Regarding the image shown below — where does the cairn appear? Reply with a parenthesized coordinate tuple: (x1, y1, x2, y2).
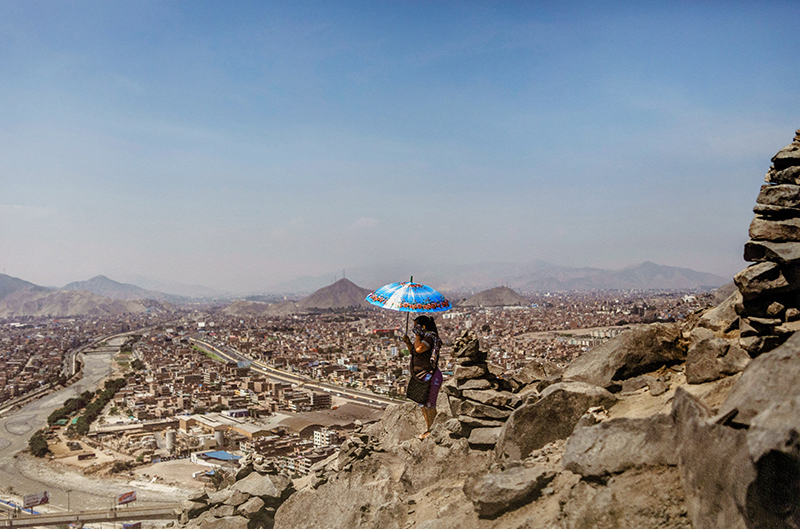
(443, 331, 525, 449)
(735, 129, 800, 356)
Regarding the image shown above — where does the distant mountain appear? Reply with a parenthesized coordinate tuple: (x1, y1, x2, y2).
(222, 278, 373, 316)
(0, 288, 150, 318)
(265, 261, 729, 295)
(62, 275, 185, 303)
(518, 262, 728, 292)
(0, 273, 49, 300)
(458, 286, 529, 307)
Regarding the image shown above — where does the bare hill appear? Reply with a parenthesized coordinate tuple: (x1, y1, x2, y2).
(0, 288, 148, 317)
(62, 275, 184, 303)
(296, 278, 372, 310)
(0, 273, 48, 300)
(458, 286, 529, 307)
(222, 299, 298, 317)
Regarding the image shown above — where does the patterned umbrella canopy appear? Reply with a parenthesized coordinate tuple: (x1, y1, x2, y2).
(365, 279, 451, 313)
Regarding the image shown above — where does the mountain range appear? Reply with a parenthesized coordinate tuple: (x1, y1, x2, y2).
(62, 275, 185, 303)
(458, 286, 529, 307)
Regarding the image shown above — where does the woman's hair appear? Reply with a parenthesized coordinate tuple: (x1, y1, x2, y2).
(414, 315, 438, 335)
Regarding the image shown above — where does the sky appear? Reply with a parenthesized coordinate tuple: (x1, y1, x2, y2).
(1, 1, 799, 294)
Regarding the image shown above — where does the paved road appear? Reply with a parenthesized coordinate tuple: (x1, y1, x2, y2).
(0, 337, 190, 512)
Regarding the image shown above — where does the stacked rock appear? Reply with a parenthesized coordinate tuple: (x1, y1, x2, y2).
(443, 331, 521, 450)
(735, 129, 800, 356)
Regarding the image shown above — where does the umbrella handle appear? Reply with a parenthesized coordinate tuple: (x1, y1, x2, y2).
(405, 275, 413, 335)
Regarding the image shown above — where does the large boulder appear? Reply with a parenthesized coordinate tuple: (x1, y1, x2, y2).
(362, 402, 428, 446)
(561, 323, 685, 390)
(230, 472, 293, 508)
(495, 381, 617, 462)
(462, 466, 555, 518)
(562, 414, 677, 477)
(698, 290, 740, 332)
(715, 331, 800, 427)
(560, 466, 691, 529)
(684, 328, 750, 384)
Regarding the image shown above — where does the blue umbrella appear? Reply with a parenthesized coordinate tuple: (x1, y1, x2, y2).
(366, 276, 451, 333)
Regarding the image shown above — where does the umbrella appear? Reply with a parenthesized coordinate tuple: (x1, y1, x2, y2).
(366, 276, 451, 333)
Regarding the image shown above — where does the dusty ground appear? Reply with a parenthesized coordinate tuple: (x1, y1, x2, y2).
(131, 459, 210, 490)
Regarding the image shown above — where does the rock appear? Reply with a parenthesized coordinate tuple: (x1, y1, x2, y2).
(181, 500, 211, 519)
(463, 465, 555, 518)
(453, 331, 481, 358)
(698, 290, 740, 332)
(224, 490, 251, 507)
(461, 389, 514, 408)
(749, 216, 800, 242)
(457, 399, 512, 420)
(734, 262, 796, 299)
(209, 504, 236, 518)
(754, 203, 800, 220)
(744, 239, 800, 263)
(771, 141, 800, 171)
(672, 389, 753, 529)
(756, 183, 800, 208)
(787, 307, 800, 321)
(455, 364, 487, 380)
(457, 379, 492, 390)
(207, 489, 234, 506)
(362, 402, 428, 446)
(716, 332, 800, 427)
(766, 164, 800, 185)
(467, 427, 503, 448)
(495, 381, 617, 462)
(561, 323, 684, 389)
(231, 472, 293, 507)
(235, 496, 265, 518)
(235, 464, 254, 482)
(197, 516, 250, 529)
(562, 414, 677, 477)
(457, 415, 505, 429)
(620, 374, 655, 393)
(561, 466, 691, 529)
(685, 329, 750, 384)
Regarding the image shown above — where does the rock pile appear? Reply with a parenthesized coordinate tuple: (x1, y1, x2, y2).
(177, 454, 294, 529)
(443, 331, 522, 449)
(736, 129, 800, 356)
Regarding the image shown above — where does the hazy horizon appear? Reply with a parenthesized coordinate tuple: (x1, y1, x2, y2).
(3, 2, 799, 292)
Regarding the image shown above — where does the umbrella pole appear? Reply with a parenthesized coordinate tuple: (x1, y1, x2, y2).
(405, 275, 413, 335)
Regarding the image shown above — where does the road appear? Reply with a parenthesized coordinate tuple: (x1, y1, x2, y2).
(0, 337, 193, 512)
(189, 338, 402, 408)
(0, 503, 181, 527)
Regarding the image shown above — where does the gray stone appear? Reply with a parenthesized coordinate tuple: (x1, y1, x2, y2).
(698, 291, 741, 332)
(457, 399, 512, 420)
(457, 414, 505, 429)
(207, 489, 234, 506)
(767, 301, 786, 317)
(744, 239, 800, 263)
(209, 504, 236, 518)
(467, 427, 502, 448)
(787, 307, 800, 321)
(463, 465, 555, 518)
(561, 467, 691, 529)
(495, 381, 617, 462)
(620, 374, 655, 393)
(231, 472, 292, 507)
(457, 378, 491, 390)
(454, 364, 487, 380)
(235, 464, 254, 482)
(734, 262, 796, 299)
(756, 183, 800, 208)
(235, 496, 265, 518)
(562, 323, 684, 389)
(766, 164, 800, 185)
(452, 331, 481, 358)
(562, 414, 677, 477)
(461, 389, 514, 408)
(685, 329, 750, 384)
(716, 331, 800, 427)
(181, 500, 211, 519)
(198, 516, 250, 529)
(671, 389, 752, 529)
(754, 203, 800, 219)
(749, 216, 800, 242)
(771, 140, 800, 171)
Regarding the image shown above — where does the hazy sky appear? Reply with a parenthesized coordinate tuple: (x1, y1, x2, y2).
(2, 1, 799, 293)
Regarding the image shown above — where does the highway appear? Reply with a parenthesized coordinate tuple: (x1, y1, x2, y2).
(188, 338, 403, 408)
(0, 503, 181, 528)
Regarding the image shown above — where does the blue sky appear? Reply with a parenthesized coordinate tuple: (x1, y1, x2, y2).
(1, 1, 799, 293)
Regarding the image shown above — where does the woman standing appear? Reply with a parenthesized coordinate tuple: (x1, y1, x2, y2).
(402, 315, 443, 440)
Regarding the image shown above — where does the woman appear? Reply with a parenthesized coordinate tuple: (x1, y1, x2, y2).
(402, 315, 443, 440)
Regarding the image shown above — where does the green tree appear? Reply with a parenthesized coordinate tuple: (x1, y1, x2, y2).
(28, 430, 50, 458)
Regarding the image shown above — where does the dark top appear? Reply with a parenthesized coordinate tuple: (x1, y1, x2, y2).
(410, 335, 434, 377)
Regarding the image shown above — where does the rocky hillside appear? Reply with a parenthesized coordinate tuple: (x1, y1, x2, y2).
(0, 288, 149, 317)
(0, 273, 48, 300)
(177, 130, 800, 529)
(223, 278, 372, 316)
(62, 275, 184, 303)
